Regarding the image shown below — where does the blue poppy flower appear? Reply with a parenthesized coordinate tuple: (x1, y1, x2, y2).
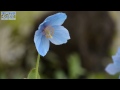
(105, 47, 120, 78)
(34, 12, 70, 56)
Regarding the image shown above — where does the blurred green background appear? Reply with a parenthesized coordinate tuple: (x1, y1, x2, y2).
(0, 11, 120, 79)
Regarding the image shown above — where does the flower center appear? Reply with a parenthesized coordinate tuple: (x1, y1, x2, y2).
(44, 26, 54, 38)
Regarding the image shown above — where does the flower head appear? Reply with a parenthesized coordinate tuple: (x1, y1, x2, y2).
(105, 47, 120, 78)
(34, 12, 70, 56)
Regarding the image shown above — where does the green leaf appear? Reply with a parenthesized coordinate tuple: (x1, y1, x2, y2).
(27, 54, 41, 79)
(68, 53, 86, 79)
(27, 68, 40, 79)
(54, 70, 68, 79)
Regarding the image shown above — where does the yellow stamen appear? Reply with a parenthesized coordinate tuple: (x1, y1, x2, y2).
(44, 26, 54, 38)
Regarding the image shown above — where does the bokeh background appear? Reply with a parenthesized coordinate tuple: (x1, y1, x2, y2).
(0, 11, 120, 79)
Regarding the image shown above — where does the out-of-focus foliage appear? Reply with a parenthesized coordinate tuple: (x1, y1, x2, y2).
(67, 53, 85, 79)
(54, 53, 85, 79)
(54, 70, 68, 79)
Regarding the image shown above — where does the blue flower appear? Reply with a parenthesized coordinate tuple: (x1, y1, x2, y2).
(34, 12, 70, 56)
(105, 47, 120, 78)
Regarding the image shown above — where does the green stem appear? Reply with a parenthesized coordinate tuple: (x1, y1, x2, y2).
(36, 53, 40, 79)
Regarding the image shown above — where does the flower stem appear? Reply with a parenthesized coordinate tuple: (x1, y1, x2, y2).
(36, 53, 40, 79)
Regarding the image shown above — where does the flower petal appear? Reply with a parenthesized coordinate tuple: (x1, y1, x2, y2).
(44, 13, 67, 26)
(38, 22, 46, 31)
(112, 56, 120, 66)
(49, 25, 70, 45)
(34, 29, 42, 48)
(115, 47, 120, 55)
(34, 30, 50, 56)
(105, 63, 120, 75)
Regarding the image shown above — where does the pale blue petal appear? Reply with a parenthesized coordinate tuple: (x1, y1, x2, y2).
(38, 22, 46, 31)
(105, 63, 120, 75)
(49, 25, 70, 45)
(34, 29, 42, 49)
(44, 13, 67, 26)
(116, 47, 120, 55)
(112, 56, 120, 66)
(34, 30, 50, 56)
(38, 36, 50, 56)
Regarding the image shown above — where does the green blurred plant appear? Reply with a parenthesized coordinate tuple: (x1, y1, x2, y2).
(54, 53, 86, 79)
